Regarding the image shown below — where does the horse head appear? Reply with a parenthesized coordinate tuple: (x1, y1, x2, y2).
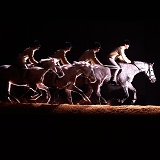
(132, 61, 156, 83)
(73, 61, 97, 83)
(146, 63, 157, 83)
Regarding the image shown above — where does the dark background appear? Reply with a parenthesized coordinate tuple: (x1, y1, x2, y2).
(0, 20, 159, 105)
(1, 21, 160, 157)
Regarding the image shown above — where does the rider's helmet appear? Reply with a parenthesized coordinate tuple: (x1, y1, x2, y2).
(31, 40, 41, 48)
(123, 39, 130, 46)
(94, 42, 101, 49)
(63, 41, 72, 49)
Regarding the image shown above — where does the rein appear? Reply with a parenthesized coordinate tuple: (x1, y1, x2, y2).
(132, 61, 154, 80)
(132, 62, 142, 71)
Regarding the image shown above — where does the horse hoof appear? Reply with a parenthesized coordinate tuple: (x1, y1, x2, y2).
(131, 100, 136, 104)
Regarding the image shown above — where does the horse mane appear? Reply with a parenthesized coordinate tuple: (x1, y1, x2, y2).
(62, 64, 72, 70)
(119, 61, 147, 67)
(39, 58, 52, 62)
(133, 61, 147, 65)
(39, 57, 59, 64)
(73, 61, 91, 67)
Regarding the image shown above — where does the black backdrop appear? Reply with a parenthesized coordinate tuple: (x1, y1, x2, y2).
(0, 20, 160, 105)
(1, 20, 160, 157)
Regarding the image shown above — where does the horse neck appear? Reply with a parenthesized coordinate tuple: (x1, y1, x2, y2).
(62, 65, 81, 79)
(39, 60, 61, 75)
(75, 67, 84, 77)
(38, 62, 50, 69)
(72, 65, 87, 77)
(133, 61, 148, 74)
(119, 62, 142, 77)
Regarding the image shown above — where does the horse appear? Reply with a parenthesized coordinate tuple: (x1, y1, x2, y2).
(43, 61, 97, 104)
(113, 61, 156, 104)
(0, 57, 65, 104)
(75, 64, 112, 105)
(75, 61, 157, 105)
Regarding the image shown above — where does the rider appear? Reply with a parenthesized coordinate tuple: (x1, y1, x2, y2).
(14, 40, 41, 84)
(78, 42, 103, 65)
(107, 39, 132, 85)
(51, 41, 72, 65)
(78, 42, 103, 86)
(16, 40, 41, 69)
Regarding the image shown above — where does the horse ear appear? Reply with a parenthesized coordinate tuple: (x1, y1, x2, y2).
(150, 62, 154, 66)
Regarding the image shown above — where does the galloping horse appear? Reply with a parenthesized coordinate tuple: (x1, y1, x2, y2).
(75, 64, 112, 105)
(112, 61, 156, 104)
(43, 61, 97, 104)
(0, 57, 64, 103)
(76, 61, 156, 105)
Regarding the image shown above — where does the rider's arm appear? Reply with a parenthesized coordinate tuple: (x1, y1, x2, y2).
(52, 50, 70, 65)
(118, 47, 131, 63)
(60, 54, 71, 65)
(90, 56, 103, 65)
(89, 51, 103, 65)
(28, 51, 39, 64)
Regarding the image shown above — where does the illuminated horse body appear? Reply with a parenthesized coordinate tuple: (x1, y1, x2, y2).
(0, 58, 64, 103)
(113, 61, 157, 104)
(75, 64, 113, 105)
(76, 61, 156, 105)
(43, 61, 97, 104)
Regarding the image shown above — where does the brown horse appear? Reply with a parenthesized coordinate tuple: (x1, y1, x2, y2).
(0, 57, 64, 103)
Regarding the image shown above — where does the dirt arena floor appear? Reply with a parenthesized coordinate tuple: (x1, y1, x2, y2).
(1, 102, 160, 115)
(0, 103, 160, 158)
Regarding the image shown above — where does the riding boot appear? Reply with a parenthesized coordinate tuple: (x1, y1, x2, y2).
(109, 69, 120, 85)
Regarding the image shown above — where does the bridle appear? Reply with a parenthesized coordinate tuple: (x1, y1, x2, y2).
(133, 62, 156, 82)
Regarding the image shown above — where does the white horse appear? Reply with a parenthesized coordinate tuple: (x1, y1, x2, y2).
(76, 61, 157, 105)
(43, 61, 97, 104)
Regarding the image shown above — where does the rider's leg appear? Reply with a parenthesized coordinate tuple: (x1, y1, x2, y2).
(111, 68, 120, 82)
(108, 58, 120, 85)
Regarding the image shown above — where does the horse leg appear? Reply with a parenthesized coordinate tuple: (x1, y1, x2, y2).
(118, 85, 130, 104)
(128, 83, 137, 104)
(8, 82, 20, 103)
(84, 84, 93, 98)
(78, 82, 107, 105)
(78, 84, 93, 104)
(36, 82, 51, 103)
(30, 88, 43, 100)
(91, 83, 108, 105)
(0, 81, 26, 103)
(18, 86, 37, 103)
(0, 82, 15, 103)
(25, 83, 42, 102)
(99, 96, 108, 105)
(66, 84, 91, 104)
(65, 89, 73, 104)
